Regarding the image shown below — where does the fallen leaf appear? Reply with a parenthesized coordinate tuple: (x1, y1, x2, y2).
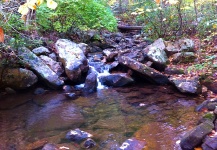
(0, 27, 4, 43)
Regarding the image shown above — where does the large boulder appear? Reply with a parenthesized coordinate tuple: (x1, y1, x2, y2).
(39, 55, 64, 76)
(169, 75, 202, 94)
(99, 73, 134, 87)
(55, 39, 89, 82)
(83, 67, 98, 94)
(180, 121, 214, 150)
(165, 41, 181, 56)
(18, 47, 64, 89)
(119, 56, 169, 84)
(0, 68, 38, 89)
(178, 38, 195, 52)
(143, 38, 168, 69)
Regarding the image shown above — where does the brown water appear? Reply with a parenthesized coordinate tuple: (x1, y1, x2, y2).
(0, 84, 203, 150)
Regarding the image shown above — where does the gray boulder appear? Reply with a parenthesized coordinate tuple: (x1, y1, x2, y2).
(99, 73, 134, 87)
(171, 52, 196, 63)
(39, 55, 64, 76)
(165, 41, 181, 56)
(143, 38, 168, 68)
(0, 68, 38, 89)
(83, 67, 98, 94)
(18, 47, 64, 89)
(178, 38, 195, 52)
(32, 46, 50, 56)
(119, 56, 169, 84)
(169, 76, 202, 94)
(180, 120, 214, 150)
(55, 39, 89, 82)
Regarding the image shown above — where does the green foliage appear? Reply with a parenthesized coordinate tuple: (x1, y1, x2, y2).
(36, 0, 117, 32)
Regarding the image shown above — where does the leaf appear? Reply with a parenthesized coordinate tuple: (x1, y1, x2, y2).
(18, 3, 29, 15)
(155, 0, 160, 4)
(0, 27, 4, 43)
(47, 0, 57, 9)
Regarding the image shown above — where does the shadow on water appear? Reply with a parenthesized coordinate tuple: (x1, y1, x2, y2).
(0, 84, 203, 150)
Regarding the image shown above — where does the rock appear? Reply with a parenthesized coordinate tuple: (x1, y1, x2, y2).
(171, 52, 196, 63)
(143, 38, 168, 69)
(165, 41, 180, 56)
(55, 39, 89, 82)
(198, 112, 215, 124)
(66, 128, 92, 143)
(164, 66, 184, 75)
(178, 38, 195, 52)
(32, 46, 50, 55)
(99, 73, 134, 87)
(62, 85, 74, 93)
(169, 76, 202, 94)
(18, 47, 64, 89)
(103, 48, 118, 61)
(5, 87, 16, 94)
(119, 56, 169, 84)
(120, 49, 145, 62)
(34, 87, 46, 95)
(207, 102, 217, 111)
(119, 138, 146, 150)
(83, 67, 98, 94)
(0, 68, 38, 90)
(196, 100, 209, 112)
(39, 55, 64, 76)
(48, 53, 57, 61)
(83, 138, 96, 149)
(202, 135, 217, 150)
(42, 143, 58, 150)
(180, 120, 214, 150)
(77, 43, 90, 56)
(64, 92, 78, 100)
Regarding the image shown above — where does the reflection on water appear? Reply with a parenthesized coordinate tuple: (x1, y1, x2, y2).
(0, 84, 203, 150)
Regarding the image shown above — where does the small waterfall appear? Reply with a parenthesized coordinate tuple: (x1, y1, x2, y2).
(89, 65, 110, 90)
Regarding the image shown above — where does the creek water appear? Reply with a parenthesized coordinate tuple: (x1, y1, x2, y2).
(0, 83, 203, 150)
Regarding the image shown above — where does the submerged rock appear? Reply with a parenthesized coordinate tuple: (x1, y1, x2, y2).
(119, 56, 169, 84)
(55, 39, 89, 82)
(119, 138, 146, 150)
(83, 138, 96, 149)
(66, 128, 92, 143)
(169, 76, 202, 94)
(99, 73, 134, 87)
(18, 47, 64, 89)
(42, 143, 58, 150)
(180, 120, 214, 150)
(0, 68, 38, 90)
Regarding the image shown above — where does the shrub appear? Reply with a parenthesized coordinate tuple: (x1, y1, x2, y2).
(36, 0, 117, 32)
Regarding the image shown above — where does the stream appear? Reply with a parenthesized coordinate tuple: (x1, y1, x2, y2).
(0, 83, 203, 150)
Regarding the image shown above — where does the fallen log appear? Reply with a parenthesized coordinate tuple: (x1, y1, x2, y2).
(117, 25, 143, 31)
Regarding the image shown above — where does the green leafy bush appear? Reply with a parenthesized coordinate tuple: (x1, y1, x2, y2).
(36, 0, 117, 32)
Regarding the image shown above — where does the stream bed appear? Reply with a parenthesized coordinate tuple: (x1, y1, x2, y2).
(0, 84, 203, 150)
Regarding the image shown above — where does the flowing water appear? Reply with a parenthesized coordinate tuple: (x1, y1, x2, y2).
(0, 84, 203, 150)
